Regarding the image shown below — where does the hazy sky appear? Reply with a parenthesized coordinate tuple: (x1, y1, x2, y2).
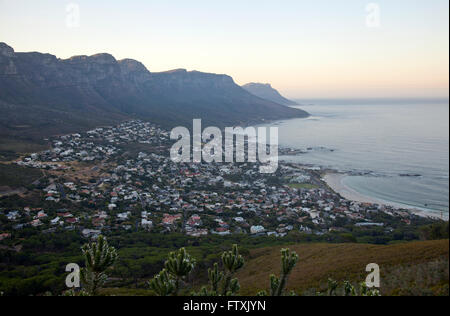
(1, 0, 448, 99)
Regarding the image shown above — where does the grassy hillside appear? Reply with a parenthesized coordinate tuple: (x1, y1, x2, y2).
(0, 137, 49, 161)
(0, 163, 43, 188)
(237, 240, 449, 296)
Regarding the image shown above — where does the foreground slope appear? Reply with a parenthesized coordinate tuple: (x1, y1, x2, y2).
(237, 240, 449, 296)
(0, 43, 309, 143)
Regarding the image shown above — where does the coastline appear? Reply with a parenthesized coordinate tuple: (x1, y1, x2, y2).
(323, 173, 386, 205)
(323, 172, 447, 220)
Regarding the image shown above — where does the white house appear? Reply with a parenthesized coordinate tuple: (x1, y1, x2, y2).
(250, 225, 266, 234)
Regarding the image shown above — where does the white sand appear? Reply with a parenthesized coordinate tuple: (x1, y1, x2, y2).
(323, 173, 385, 205)
(323, 172, 447, 220)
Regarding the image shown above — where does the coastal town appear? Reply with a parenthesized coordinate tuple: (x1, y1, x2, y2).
(0, 120, 435, 242)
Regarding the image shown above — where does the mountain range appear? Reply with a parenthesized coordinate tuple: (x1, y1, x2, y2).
(0, 43, 308, 143)
(242, 83, 298, 106)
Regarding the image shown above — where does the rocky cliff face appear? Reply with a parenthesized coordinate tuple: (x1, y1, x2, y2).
(0, 43, 17, 75)
(0, 43, 308, 140)
(242, 83, 298, 106)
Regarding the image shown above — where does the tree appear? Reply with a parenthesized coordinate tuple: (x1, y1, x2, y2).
(81, 235, 118, 295)
(420, 222, 449, 240)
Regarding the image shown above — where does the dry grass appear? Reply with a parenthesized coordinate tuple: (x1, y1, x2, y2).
(237, 240, 449, 295)
(46, 161, 113, 184)
(382, 259, 449, 296)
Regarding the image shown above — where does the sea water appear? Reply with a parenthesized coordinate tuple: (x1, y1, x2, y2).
(264, 99, 449, 218)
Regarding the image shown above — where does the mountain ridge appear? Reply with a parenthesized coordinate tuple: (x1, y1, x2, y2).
(242, 82, 298, 106)
(0, 43, 309, 143)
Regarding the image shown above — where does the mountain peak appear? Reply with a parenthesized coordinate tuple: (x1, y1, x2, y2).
(242, 82, 298, 106)
(88, 53, 117, 64)
(65, 53, 118, 65)
(118, 59, 150, 74)
(0, 42, 15, 57)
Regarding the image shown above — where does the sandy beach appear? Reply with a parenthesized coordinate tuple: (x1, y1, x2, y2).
(323, 172, 446, 220)
(323, 173, 386, 205)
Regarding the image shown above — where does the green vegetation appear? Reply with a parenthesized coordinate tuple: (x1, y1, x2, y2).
(0, 228, 448, 296)
(0, 137, 49, 159)
(193, 245, 245, 296)
(151, 248, 196, 296)
(0, 164, 42, 188)
(287, 183, 318, 190)
(109, 242, 299, 296)
(420, 221, 449, 241)
(257, 249, 299, 296)
(323, 279, 380, 296)
(0, 231, 295, 296)
(80, 236, 118, 295)
(80, 241, 379, 297)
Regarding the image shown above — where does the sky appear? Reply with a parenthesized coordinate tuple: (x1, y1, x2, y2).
(0, 0, 448, 99)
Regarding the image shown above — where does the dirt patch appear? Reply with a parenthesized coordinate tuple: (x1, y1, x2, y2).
(47, 161, 113, 184)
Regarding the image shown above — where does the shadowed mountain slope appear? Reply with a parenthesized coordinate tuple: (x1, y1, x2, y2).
(0, 43, 308, 142)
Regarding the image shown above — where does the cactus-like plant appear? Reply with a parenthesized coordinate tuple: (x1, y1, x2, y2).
(343, 280, 357, 296)
(149, 269, 176, 296)
(327, 279, 381, 296)
(327, 278, 339, 296)
(164, 247, 196, 296)
(195, 286, 216, 297)
(146, 244, 381, 298)
(269, 274, 280, 296)
(192, 245, 245, 296)
(81, 235, 118, 296)
(62, 289, 91, 297)
(269, 248, 299, 296)
(222, 244, 245, 273)
(359, 282, 381, 296)
(208, 263, 224, 294)
(227, 278, 241, 296)
(221, 244, 245, 295)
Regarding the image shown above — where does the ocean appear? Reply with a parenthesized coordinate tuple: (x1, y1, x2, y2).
(263, 99, 449, 218)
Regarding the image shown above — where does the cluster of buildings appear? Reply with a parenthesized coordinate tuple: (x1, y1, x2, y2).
(1, 120, 423, 240)
(15, 120, 169, 167)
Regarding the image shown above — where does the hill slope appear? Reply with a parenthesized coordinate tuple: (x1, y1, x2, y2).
(0, 43, 309, 143)
(242, 82, 298, 106)
(237, 240, 449, 296)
